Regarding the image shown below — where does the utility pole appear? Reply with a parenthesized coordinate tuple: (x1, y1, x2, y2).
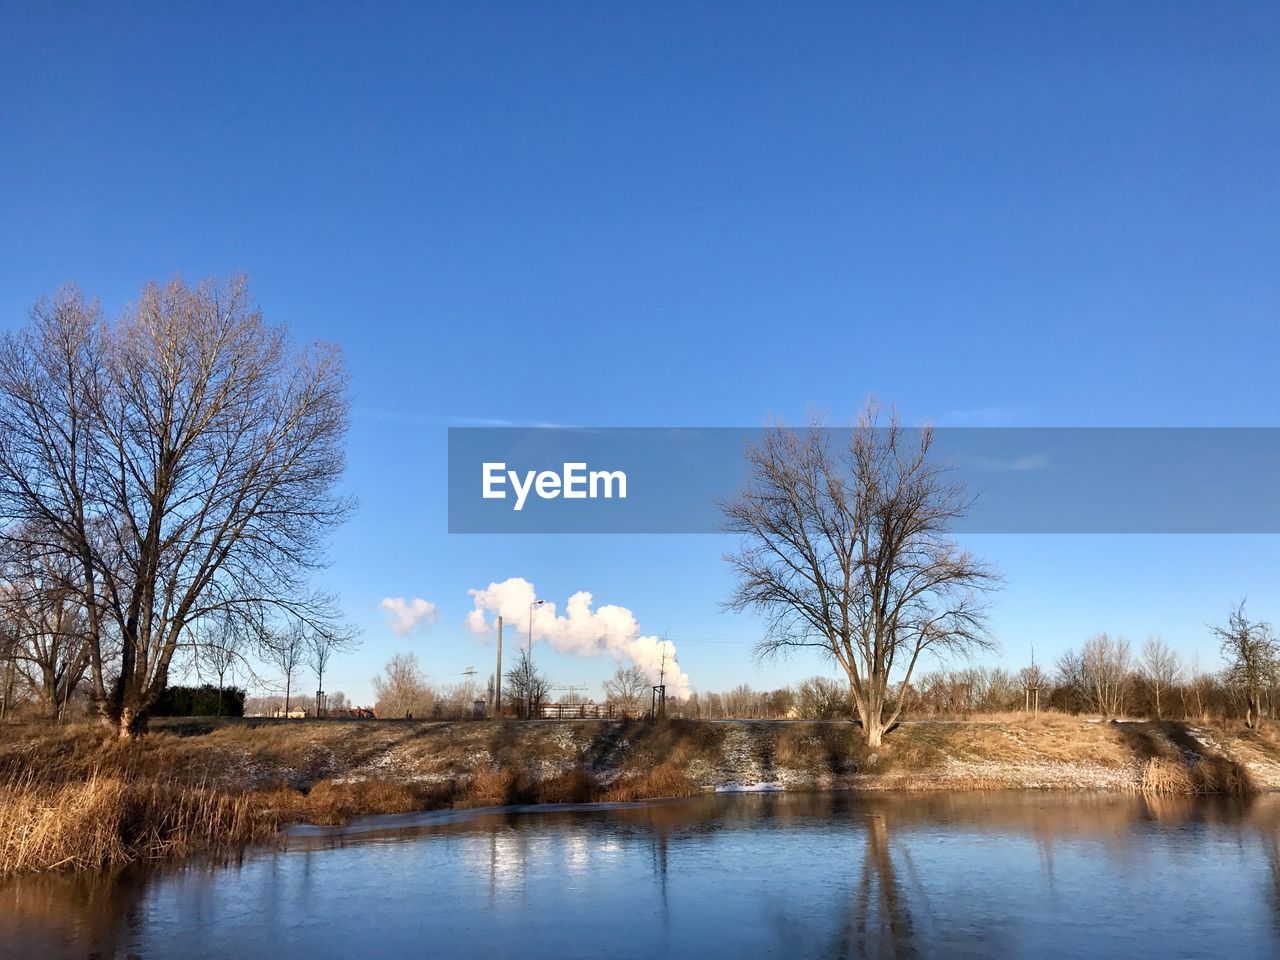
(652, 639, 670, 720)
(495, 615, 503, 718)
(527, 599, 545, 719)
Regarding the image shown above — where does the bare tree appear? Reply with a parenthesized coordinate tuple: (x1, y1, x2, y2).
(1140, 636, 1181, 720)
(503, 648, 550, 719)
(723, 404, 999, 746)
(0, 277, 354, 737)
(372, 652, 434, 718)
(1018, 663, 1048, 692)
(0, 617, 19, 720)
(1, 575, 91, 720)
(1079, 633, 1131, 717)
(603, 665, 649, 716)
(192, 614, 254, 719)
(1215, 601, 1278, 729)
(307, 628, 353, 718)
(266, 622, 309, 716)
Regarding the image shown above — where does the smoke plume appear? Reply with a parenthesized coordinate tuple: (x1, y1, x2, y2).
(466, 577, 691, 697)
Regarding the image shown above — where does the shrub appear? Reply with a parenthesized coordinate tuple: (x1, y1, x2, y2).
(152, 684, 246, 717)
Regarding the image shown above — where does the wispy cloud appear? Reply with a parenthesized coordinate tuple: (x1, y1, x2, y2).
(380, 597, 437, 636)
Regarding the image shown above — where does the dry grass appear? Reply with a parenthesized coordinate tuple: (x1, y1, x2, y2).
(602, 761, 701, 802)
(773, 725, 867, 777)
(1138, 758, 1196, 796)
(456, 765, 529, 808)
(301, 779, 443, 825)
(536, 767, 599, 804)
(1137, 755, 1255, 796)
(0, 769, 282, 877)
(0, 713, 1269, 878)
(455, 764, 605, 807)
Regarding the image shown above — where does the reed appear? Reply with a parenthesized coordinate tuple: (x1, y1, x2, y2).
(602, 761, 700, 802)
(1136, 756, 1256, 797)
(0, 715, 1268, 878)
(0, 768, 281, 878)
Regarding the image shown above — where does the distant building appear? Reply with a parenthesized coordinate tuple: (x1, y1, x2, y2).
(325, 707, 376, 718)
(273, 705, 309, 719)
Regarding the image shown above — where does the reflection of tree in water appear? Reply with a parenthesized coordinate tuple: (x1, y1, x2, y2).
(835, 813, 918, 960)
(0, 865, 150, 958)
(1262, 829, 1280, 937)
(650, 818, 670, 913)
(16, 791, 1280, 959)
(1247, 800, 1280, 938)
(809, 803, 1019, 960)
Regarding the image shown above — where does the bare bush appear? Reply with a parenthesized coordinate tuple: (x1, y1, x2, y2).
(372, 652, 435, 718)
(603, 665, 649, 716)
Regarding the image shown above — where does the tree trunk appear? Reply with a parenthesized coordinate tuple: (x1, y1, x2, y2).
(853, 691, 885, 748)
(863, 720, 884, 749)
(116, 705, 149, 739)
(97, 679, 154, 739)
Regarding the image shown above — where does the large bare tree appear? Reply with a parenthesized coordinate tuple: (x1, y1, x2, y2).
(1215, 601, 1277, 729)
(0, 276, 354, 737)
(723, 404, 999, 747)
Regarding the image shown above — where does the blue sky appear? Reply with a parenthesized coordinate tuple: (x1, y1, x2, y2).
(2, 3, 1278, 704)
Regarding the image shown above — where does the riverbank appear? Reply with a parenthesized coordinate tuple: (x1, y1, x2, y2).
(1, 715, 1272, 876)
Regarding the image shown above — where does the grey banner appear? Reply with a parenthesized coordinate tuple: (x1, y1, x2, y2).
(447, 427, 1280, 534)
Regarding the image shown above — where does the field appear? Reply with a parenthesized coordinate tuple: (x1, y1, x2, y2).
(0, 714, 1272, 877)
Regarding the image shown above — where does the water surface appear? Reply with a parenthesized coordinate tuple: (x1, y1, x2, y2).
(4, 791, 1280, 959)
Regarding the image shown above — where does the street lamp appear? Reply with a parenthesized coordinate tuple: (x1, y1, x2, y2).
(527, 599, 545, 719)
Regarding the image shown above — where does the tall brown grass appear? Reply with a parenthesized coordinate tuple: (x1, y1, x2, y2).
(1137, 757, 1255, 797)
(301, 779, 442, 825)
(602, 761, 700, 802)
(1, 714, 1270, 879)
(0, 769, 282, 877)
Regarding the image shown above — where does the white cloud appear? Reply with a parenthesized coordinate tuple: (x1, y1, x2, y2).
(466, 577, 692, 698)
(381, 597, 437, 636)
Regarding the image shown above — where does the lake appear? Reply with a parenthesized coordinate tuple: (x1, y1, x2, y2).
(3, 791, 1279, 959)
